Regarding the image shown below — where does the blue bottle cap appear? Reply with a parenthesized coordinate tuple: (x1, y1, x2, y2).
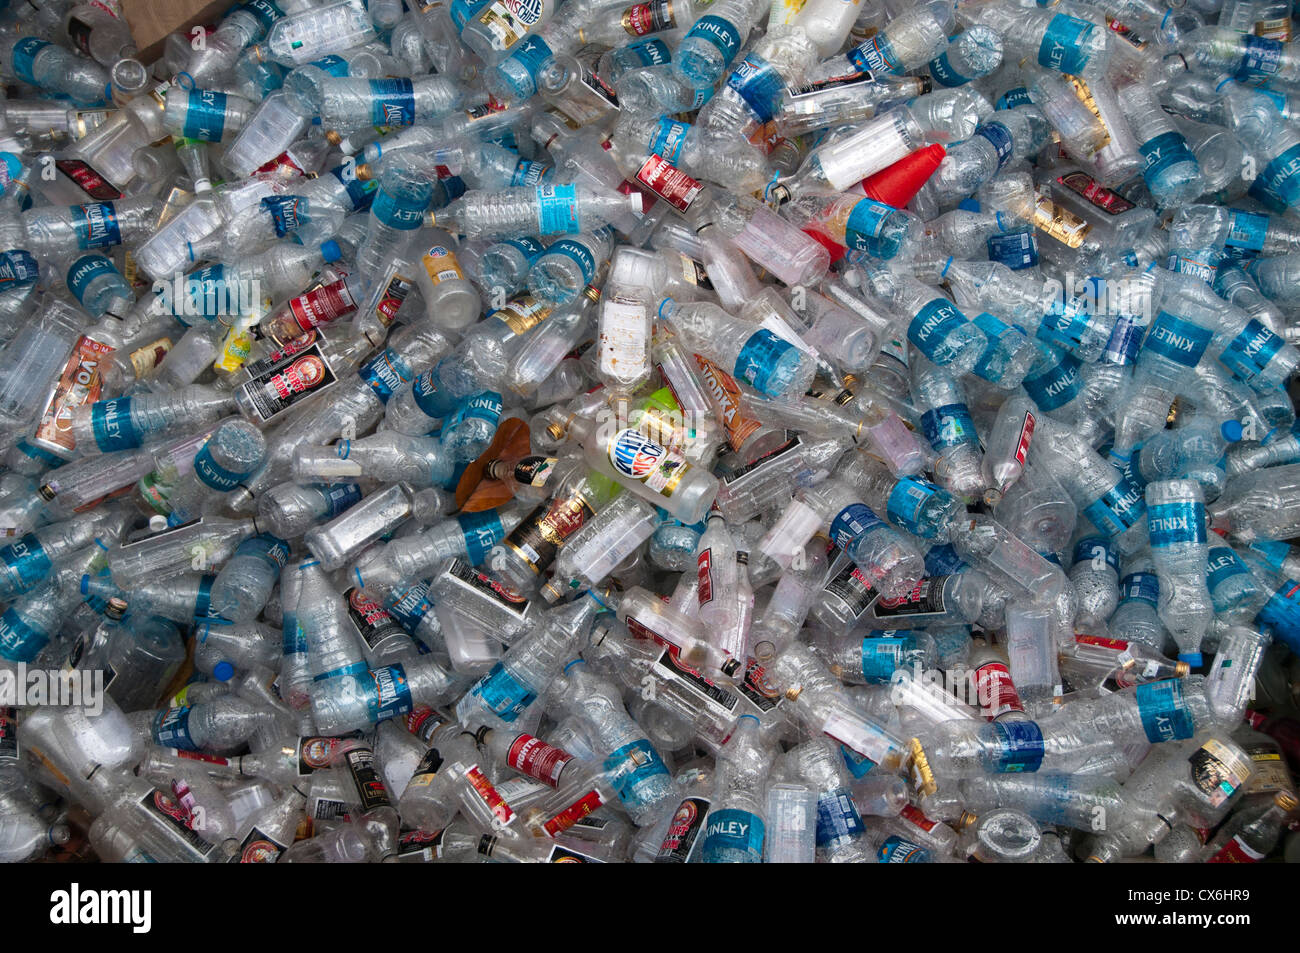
(1221, 420, 1244, 443)
(1177, 652, 1203, 668)
(321, 239, 343, 263)
(213, 661, 235, 682)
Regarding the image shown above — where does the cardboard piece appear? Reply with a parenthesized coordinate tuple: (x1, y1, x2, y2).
(120, 0, 230, 64)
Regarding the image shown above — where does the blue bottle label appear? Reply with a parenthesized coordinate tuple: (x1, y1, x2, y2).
(387, 581, 433, 632)
(499, 35, 553, 96)
(886, 477, 939, 535)
(65, 254, 117, 308)
(1038, 14, 1096, 74)
(242, 0, 285, 31)
(726, 53, 785, 123)
(357, 348, 414, 403)
(969, 310, 1015, 380)
(684, 15, 743, 65)
(309, 54, 349, 77)
(237, 533, 291, 571)
(602, 738, 670, 802)
(446, 390, 503, 433)
(908, 298, 969, 363)
(1250, 540, 1291, 571)
(879, 835, 929, 862)
(995, 86, 1032, 110)
(1135, 679, 1195, 743)
(0, 606, 47, 662)
(920, 402, 977, 450)
(815, 789, 865, 846)
(319, 482, 363, 517)
(629, 38, 671, 66)
(0, 249, 39, 288)
(1139, 130, 1196, 183)
(546, 238, 597, 284)
(829, 502, 886, 552)
(860, 635, 906, 679)
(841, 744, 876, 779)
(11, 38, 50, 86)
(1220, 319, 1284, 384)
(848, 33, 900, 73)
(924, 543, 968, 575)
(701, 807, 764, 860)
(1102, 315, 1145, 366)
(153, 707, 197, 750)
(1252, 142, 1300, 209)
(1226, 210, 1269, 252)
(1073, 536, 1118, 571)
(91, 397, 140, 451)
(987, 231, 1038, 269)
(993, 720, 1045, 772)
(844, 198, 896, 254)
(975, 122, 1014, 170)
(649, 117, 690, 164)
(330, 164, 378, 212)
(370, 185, 426, 230)
(260, 195, 307, 237)
(71, 202, 122, 249)
(536, 183, 580, 234)
(1258, 580, 1300, 648)
(369, 78, 416, 126)
(1082, 479, 1146, 536)
(1206, 546, 1251, 590)
(929, 50, 972, 87)
(1022, 350, 1082, 411)
(510, 159, 550, 187)
(1036, 298, 1092, 352)
(182, 89, 229, 141)
(368, 664, 413, 722)
(1119, 571, 1159, 607)
(411, 369, 442, 420)
(458, 507, 506, 565)
(472, 662, 537, 721)
(195, 574, 216, 621)
(1145, 311, 1213, 367)
(733, 329, 797, 395)
(193, 443, 252, 491)
(1239, 34, 1284, 78)
(1147, 500, 1207, 549)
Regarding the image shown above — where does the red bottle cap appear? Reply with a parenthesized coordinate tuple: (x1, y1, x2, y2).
(860, 143, 946, 207)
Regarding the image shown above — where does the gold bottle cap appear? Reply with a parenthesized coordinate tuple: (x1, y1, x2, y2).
(1175, 661, 1190, 677)
(324, 129, 343, 147)
(957, 809, 979, 831)
(545, 421, 566, 440)
(1277, 791, 1298, 813)
(355, 163, 374, 181)
(784, 684, 803, 701)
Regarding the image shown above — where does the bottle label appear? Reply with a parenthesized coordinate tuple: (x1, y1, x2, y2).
(546, 238, 598, 284)
(628, 37, 672, 65)
(238, 340, 338, 424)
(602, 738, 670, 803)
(649, 118, 689, 164)
(694, 355, 762, 451)
(734, 329, 797, 394)
(371, 183, 426, 230)
(0, 533, 51, 595)
(72, 202, 122, 249)
(1102, 315, 1145, 365)
(367, 664, 413, 722)
(541, 789, 605, 837)
(996, 86, 1032, 110)
(929, 50, 971, 87)
(1207, 834, 1267, 863)
(908, 299, 969, 363)
(0, 249, 39, 291)
(623, 0, 675, 35)
(1135, 679, 1195, 743)
(885, 477, 939, 536)
(1139, 131, 1195, 182)
(11, 38, 51, 87)
(844, 198, 895, 254)
(924, 543, 968, 575)
(975, 661, 1024, 720)
(504, 494, 595, 572)
(1188, 738, 1249, 807)
(1073, 536, 1118, 572)
(975, 122, 1014, 170)
(329, 164, 378, 212)
(457, 507, 507, 565)
(472, 662, 537, 721)
(231, 825, 289, 864)
(31, 332, 115, 457)
(684, 15, 742, 65)
(702, 808, 764, 860)
(536, 183, 580, 234)
(1147, 500, 1207, 549)
(848, 34, 899, 73)
(607, 428, 689, 497)
(1056, 171, 1135, 215)
(1119, 571, 1159, 607)
(815, 789, 864, 846)
(992, 721, 1045, 772)
(387, 580, 433, 633)
(446, 390, 503, 436)
(1082, 480, 1146, 536)
(1022, 350, 1081, 411)
(970, 311, 1017, 381)
(655, 796, 711, 863)
(1258, 579, 1300, 642)
(153, 706, 197, 750)
(506, 733, 574, 786)
(345, 587, 406, 650)
(872, 576, 948, 619)
(727, 53, 785, 124)
(342, 747, 392, 811)
(421, 244, 465, 287)
(828, 503, 886, 552)
(0, 606, 47, 662)
(1206, 546, 1250, 591)
(65, 254, 118, 310)
(920, 403, 976, 450)
(1220, 319, 1284, 384)
(696, 546, 714, 605)
(655, 649, 741, 717)
(635, 155, 701, 212)
(444, 558, 530, 617)
(56, 158, 122, 201)
(1239, 34, 1285, 78)
(879, 835, 928, 862)
(358, 347, 415, 403)
(499, 35, 553, 96)
(1253, 142, 1300, 209)
(191, 443, 250, 492)
(182, 89, 229, 141)
(286, 279, 358, 332)
(1038, 14, 1096, 74)
(823, 560, 876, 618)
(509, 455, 557, 488)
(860, 635, 906, 680)
(1226, 211, 1269, 252)
(1037, 296, 1093, 353)
(475, 0, 542, 51)
(138, 790, 217, 859)
(987, 231, 1038, 270)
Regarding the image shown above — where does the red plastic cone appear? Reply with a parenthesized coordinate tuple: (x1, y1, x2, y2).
(802, 228, 846, 265)
(859, 143, 946, 207)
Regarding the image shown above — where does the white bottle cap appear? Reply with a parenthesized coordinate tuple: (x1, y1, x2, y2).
(759, 498, 823, 569)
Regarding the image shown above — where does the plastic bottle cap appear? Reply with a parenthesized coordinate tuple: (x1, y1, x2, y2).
(738, 714, 759, 725)
(1221, 420, 1244, 443)
(213, 661, 235, 681)
(80, 574, 90, 595)
(656, 298, 674, 319)
(562, 658, 585, 674)
(321, 240, 343, 263)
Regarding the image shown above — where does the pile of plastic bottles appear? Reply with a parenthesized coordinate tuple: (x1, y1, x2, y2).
(4, 0, 1300, 865)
